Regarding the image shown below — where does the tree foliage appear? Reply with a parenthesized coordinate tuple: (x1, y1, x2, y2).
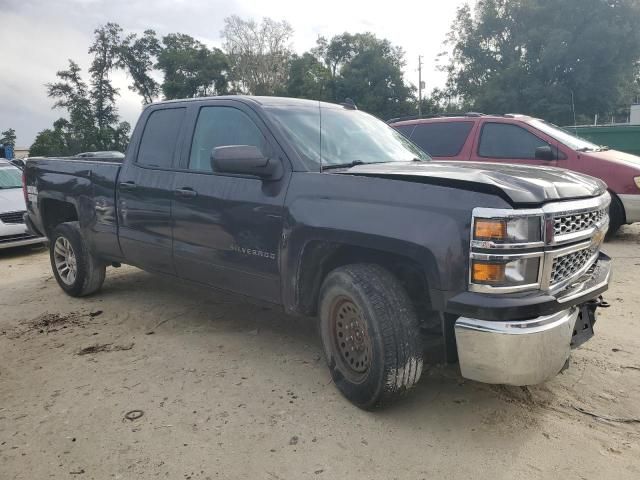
(88, 23, 124, 149)
(288, 33, 415, 119)
(157, 33, 229, 99)
(222, 16, 293, 95)
(445, 0, 640, 124)
(37, 26, 131, 157)
(118, 29, 162, 104)
(1, 128, 16, 147)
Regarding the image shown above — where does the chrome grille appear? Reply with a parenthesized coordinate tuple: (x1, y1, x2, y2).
(0, 211, 25, 224)
(550, 246, 597, 285)
(553, 208, 606, 237)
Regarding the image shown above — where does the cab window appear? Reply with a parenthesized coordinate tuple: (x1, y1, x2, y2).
(408, 122, 473, 157)
(479, 123, 549, 159)
(136, 107, 186, 168)
(189, 106, 267, 172)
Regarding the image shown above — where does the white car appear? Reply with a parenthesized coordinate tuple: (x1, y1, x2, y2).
(0, 159, 47, 249)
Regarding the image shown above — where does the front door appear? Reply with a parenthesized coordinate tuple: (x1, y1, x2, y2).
(171, 101, 289, 303)
(470, 121, 559, 167)
(117, 106, 187, 274)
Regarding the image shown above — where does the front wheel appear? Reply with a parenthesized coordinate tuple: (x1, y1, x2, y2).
(50, 222, 106, 297)
(606, 193, 625, 239)
(318, 264, 424, 409)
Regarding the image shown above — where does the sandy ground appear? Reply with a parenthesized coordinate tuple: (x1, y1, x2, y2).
(1, 228, 639, 480)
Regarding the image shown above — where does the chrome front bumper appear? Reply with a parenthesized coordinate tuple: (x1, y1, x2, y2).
(454, 308, 578, 385)
(619, 194, 640, 223)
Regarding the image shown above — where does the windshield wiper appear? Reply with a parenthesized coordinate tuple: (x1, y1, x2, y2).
(321, 160, 367, 171)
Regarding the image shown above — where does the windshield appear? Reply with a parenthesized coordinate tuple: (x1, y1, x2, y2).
(0, 166, 22, 189)
(529, 119, 603, 151)
(266, 104, 430, 170)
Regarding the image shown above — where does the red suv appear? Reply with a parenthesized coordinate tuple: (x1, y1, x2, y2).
(389, 114, 640, 235)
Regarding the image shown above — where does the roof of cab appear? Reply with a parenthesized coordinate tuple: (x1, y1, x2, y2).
(388, 113, 534, 126)
(147, 95, 346, 110)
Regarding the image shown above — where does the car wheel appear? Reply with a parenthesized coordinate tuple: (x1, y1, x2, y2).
(318, 264, 424, 409)
(606, 193, 625, 239)
(50, 222, 106, 297)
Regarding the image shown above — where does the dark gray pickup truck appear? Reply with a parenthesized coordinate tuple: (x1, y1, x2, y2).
(23, 96, 611, 409)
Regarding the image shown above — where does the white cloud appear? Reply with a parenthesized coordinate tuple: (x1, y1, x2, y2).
(0, 0, 473, 147)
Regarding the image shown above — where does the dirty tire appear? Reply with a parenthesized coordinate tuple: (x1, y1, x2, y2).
(319, 264, 423, 410)
(50, 222, 106, 297)
(606, 193, 625, 239)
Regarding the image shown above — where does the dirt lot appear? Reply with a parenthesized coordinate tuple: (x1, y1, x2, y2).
(1, 228, 640, 480)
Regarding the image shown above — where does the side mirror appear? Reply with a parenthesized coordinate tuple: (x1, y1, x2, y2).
(210, 145, 281, 179)
(10, 158, 25, 169)
(534, 146, 556, 161)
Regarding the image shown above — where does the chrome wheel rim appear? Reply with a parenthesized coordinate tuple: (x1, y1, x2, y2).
(329, 296, 372, 382)
(54, 237, 77, 286)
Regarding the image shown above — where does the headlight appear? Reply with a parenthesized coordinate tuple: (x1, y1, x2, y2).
(471, 257, 541, 287)
(634, 176, 640, 190)
(473, 216, 542, 245)
(470, 210, 544, 293)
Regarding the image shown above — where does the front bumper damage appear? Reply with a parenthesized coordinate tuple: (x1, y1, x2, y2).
(453, 254, 610, 386)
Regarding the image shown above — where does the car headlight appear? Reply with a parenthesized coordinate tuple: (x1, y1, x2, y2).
(473, 216, 542, 245)
(471, 256, 541, 287)
(470, 211, 544, 293)
(634, 176, 640, 190)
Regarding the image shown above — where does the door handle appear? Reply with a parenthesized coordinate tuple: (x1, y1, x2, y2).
(174, 187, 198, 198)
(119, 181, 137, 190)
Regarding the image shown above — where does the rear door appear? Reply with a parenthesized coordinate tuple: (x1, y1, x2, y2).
(469, 121, 560, 167)
(117, 105, 187, 274)
(170, 100, 289, 303)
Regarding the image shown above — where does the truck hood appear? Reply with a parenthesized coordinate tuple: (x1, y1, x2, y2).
(0, 187, 26, 214)
(339, 161, 606, 206)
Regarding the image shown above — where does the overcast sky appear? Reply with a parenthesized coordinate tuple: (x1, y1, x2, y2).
(1, 0, 473, 148)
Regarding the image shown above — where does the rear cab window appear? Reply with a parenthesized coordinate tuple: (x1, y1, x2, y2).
(136, 107, 187, 168)
(404, 121, 473, 157)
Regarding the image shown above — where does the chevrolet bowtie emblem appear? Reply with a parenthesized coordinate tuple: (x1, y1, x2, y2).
(591, 224, 606, 247)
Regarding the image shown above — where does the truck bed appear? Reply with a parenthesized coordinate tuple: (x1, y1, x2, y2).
(24, 156, 123, 260)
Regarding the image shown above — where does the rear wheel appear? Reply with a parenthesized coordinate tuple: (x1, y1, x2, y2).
(319, 264, 424, 409)
(50, 222, 106, 297)
(607, 193, 625, 238)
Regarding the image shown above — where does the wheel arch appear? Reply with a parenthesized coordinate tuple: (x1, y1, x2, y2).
(286, 236, 438, 319)
(40, 197, 79, 237)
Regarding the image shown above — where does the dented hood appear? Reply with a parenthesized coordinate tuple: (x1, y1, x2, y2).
(339, 161, 606, 206)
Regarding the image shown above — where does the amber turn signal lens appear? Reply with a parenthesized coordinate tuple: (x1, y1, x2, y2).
(472, 261, 506, 283)
(474, 219, 507, 240)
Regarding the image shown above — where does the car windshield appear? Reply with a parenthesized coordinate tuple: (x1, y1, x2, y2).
(266, 104, 430, 170)
(529, 119, 603, 152)
(0, 166, 22, 189)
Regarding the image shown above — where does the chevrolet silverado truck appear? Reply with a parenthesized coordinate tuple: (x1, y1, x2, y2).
(23, 96, 611, 409)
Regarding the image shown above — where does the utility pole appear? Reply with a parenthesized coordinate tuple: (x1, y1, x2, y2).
(418, 55, 423, 117)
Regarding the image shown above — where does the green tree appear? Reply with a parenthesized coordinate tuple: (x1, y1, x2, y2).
(284, 53, 331, 100)
(445, 0, 640, 124)
(157, 33, 229, 99)
(118, 29, 161, 104)
(29, 119, 74, 157)
(1, 128, 16, 146)
(40, 26, 131, 158)
(89, 23, 123, 149)
(47, 60, 97, 151)
(312, 33, 414, 119)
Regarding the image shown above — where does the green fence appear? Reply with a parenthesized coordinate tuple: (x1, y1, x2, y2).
(567, 124, 640, 156)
